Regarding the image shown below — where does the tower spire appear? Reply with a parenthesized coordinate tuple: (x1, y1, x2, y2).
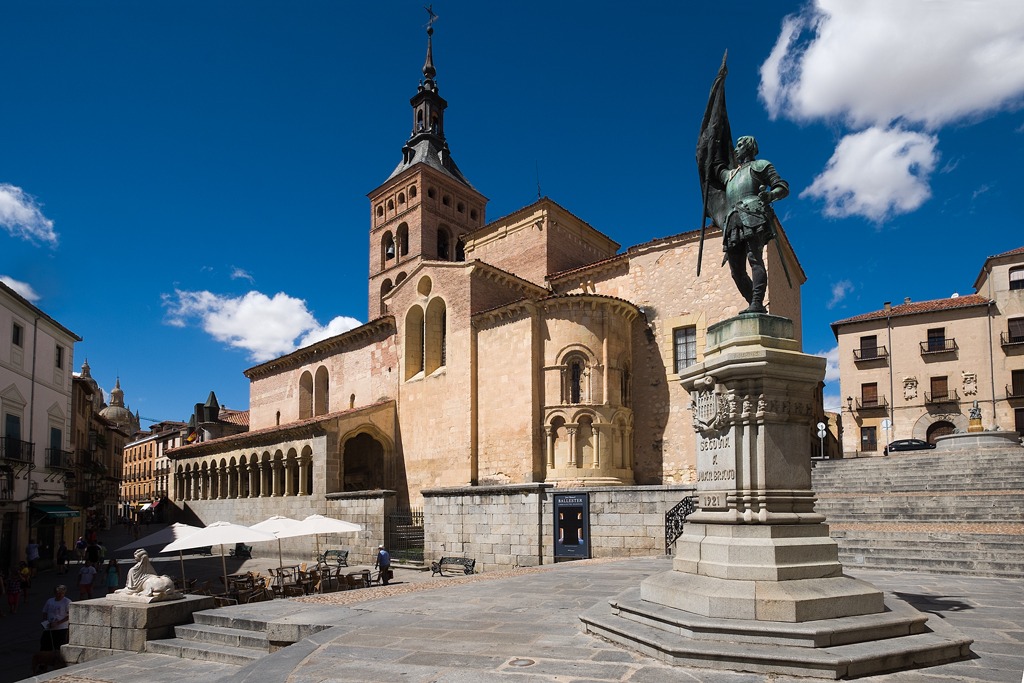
(422, 7, 437, 85)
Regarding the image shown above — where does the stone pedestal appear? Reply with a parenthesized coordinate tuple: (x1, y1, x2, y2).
(61, 593, 214, 664)
(581, 315, 971, 679)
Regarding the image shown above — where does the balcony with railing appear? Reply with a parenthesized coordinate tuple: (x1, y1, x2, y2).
(46, 448, 75, 470)
(1001, 331, 1024, 348)
(853, 346, 889, 362)
(920, 338, 958, 355)
(1008, 384, 1024, 400)
(855, 395, 889, 410)
(925, 388, 961, 403)
(1, 437, 34, 464)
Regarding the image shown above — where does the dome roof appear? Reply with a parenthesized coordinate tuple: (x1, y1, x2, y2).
(99, 377, 140, 435)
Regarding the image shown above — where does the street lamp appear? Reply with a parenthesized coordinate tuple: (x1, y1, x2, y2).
(846, 396, 853, 412)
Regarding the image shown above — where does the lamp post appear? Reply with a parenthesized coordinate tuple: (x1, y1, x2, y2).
(846, 396, 856, 457)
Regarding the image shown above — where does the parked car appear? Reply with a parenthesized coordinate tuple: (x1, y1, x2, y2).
(883, 438, 936, 455)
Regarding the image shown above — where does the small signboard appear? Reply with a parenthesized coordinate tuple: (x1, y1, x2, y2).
(553, 493, 590, 560)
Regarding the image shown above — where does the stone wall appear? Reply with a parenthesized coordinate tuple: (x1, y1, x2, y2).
(180, 490, 390, 567)
(422, 484, 694, 571)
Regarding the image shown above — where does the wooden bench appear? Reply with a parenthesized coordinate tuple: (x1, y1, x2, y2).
(319, 549, 349, 567)
(431, 556, 476, 576)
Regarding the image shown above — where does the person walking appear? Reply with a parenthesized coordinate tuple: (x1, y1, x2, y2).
(25, 539, 40, 571)
(74, 536, 87, 564)
(56, 540, 68, 575)
(104, 559, 119, 596)
(6, 567, 22, 614)
(40, 585, 72, 651)
(78, 561, 97, 600)
(374, 544, 392, 586)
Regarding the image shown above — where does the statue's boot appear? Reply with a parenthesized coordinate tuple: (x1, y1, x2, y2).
(742, 298, 767, 314)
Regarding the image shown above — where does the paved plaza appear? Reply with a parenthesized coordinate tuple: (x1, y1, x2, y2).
(5, 523, 1022, 683)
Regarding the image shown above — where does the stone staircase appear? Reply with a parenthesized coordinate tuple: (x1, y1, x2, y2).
(811, 448, 1024, 578)
(145, 610, 271, 666)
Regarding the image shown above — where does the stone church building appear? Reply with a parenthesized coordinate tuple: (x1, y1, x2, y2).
(168, 30, 809, 568)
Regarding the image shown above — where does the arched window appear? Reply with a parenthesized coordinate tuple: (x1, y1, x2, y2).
(395, 271, 408, 286)
(405, 305, 425, 379)
(314, 366, 329, 416)
(437, 229, 450, 260)
(396, 223, 409, 257)
(376, 205, 384, 218)
(382, 231, 395, 265)
(562, 353, 590, 404)
(298, 371, 313, 419)
(409, 185, 417, 198)
(380, 279, 394, 313)
(398, 192, 406, 205)
(425, 298, 447, 374)
(387, 199, 394, 211)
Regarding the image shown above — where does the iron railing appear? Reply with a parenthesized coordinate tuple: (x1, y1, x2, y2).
(46, 448, 75, 470)
(1001, 331, 1024, 347)
(920, 338, 958, 354)
(1007, 384, 1024, 400)
(853, 346, 889, 361)
(386, 507, 424, 564)
(665, 494, 697, 553)
(1, 437, 33, 463)
(855, 395, 889, 410)
(925, 389, 960, 403)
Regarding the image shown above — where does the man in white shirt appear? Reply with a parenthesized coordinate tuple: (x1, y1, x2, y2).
(41, 585, 72, 651)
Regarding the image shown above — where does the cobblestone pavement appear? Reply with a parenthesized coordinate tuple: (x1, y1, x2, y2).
(13, 547, 1024, 683)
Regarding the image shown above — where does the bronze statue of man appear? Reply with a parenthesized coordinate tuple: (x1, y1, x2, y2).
(715, 135, 788, 314)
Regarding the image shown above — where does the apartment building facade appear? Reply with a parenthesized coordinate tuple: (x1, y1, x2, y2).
(832, 246, 1024, 456)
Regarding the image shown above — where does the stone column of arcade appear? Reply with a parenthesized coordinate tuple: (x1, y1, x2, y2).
(581, 314, 972, 680)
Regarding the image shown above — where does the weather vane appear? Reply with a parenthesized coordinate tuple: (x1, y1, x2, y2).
(425, 5, 438, 31)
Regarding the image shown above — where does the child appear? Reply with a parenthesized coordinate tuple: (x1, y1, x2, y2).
(18, 561, 31, 600)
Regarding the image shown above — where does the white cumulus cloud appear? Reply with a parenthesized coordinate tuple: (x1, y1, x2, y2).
(818, 346, 841, 385)
(827, 279, 853, 309)
(162, 289, 361, 362)
(761, 0, 1024, 221)
(0, 183, 58, 245)
(0, 276, 41, 302)
(802, 127, 938, 221)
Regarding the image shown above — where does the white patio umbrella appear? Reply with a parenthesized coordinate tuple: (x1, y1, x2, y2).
(117, 522, 203, 583)
(300, 514, 362, 558)
(249, 515, 306, 569)
(163, 521, 278, 590)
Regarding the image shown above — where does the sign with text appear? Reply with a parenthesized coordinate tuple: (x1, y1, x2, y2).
(553, 493, 590, 560)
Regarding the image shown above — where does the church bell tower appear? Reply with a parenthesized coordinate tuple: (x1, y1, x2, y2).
(366, 16, 487, 320)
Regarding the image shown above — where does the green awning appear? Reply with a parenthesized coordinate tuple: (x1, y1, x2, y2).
(31, 504, 80, 519)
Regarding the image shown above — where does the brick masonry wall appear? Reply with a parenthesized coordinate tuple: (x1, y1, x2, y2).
(422, 484, 694, 571)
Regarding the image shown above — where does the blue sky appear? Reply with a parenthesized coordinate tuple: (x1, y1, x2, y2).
(2, 1, 1023, 425)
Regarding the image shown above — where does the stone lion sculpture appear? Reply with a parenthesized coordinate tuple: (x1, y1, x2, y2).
(113, 548, 181, 600)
